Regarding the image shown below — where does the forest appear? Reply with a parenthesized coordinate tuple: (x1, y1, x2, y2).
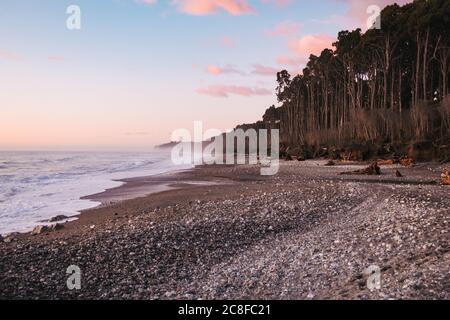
(249, 0, 450, 161)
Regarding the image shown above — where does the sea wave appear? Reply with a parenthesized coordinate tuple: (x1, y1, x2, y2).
(0, 151, 189, 235)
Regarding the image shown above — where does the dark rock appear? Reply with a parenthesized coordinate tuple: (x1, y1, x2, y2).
(3, 236, 15, 243)
(395, 170, 403, 178)
(31, 225, 50, 235)
(50, 224, 64, 231)
(49, 215, 69, 223)
(3, 232, 20, 243)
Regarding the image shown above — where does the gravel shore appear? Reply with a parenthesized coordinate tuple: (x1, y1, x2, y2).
(0, 161, 449, 299)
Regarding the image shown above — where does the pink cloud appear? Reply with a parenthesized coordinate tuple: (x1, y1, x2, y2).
(275, 34, 334, 68)
(0, 50, 20, 62)
(276, 55, 302, 66)
(276, 1, 412, 68)
(251, 64, 279, 76)
(206, 65, 223, 75)
(174, 0, 255, 15)
(205, 64, 244, 75)
(288, 34, 335, 63)
(197, 85, 272, 97)
(48, 55, 65, 62)
(266, 21, 301, 37)
(289, 68, 303, 76)
(221, 36, 237, 48)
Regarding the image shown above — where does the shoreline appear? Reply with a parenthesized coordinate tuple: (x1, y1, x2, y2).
(1, 160, 449, 299)
(82, 168, 229, 206)
(0, 151, 193, 237)
(2, 166, 235, 241)
(1, 159, 446, 243)
(1, 159, 446, 242)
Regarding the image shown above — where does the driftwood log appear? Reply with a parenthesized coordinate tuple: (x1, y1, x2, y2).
(377, 159, 394, 166)
(399, 158, 414, 167)
(340, 162, 381, 176)
(442, 169, 450, 185)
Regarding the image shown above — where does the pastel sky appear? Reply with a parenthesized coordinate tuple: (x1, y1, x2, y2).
(0, 0, 410, 150)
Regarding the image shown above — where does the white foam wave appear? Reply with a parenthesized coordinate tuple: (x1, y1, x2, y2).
(0, 151, 190, 235)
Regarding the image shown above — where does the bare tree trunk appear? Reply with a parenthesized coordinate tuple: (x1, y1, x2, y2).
(423, 28, 430, 101)
(391, 68, 395, 110)
(438, 47, 449, 97)
(415, 32, 422, 105)
(398, 67, 402, 113)
(384, 45, 389, 109)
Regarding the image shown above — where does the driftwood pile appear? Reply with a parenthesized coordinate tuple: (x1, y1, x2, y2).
(377, 159, 394, 166)
(442, 169, 450, 185)
(399, 157, 414, 167)
(377, 158, 414, 167)
(340, 162, 381, 176)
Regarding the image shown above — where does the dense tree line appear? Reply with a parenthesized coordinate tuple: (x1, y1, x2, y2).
(271, 0, 449, 154)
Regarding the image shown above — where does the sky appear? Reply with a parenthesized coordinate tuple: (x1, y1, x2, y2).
(0, 0, 410, 150)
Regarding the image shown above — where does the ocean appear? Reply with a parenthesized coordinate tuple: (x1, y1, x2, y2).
(0, 151, 190, 235)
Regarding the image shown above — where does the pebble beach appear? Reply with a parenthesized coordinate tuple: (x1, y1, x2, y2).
(0, 160, 449, 299)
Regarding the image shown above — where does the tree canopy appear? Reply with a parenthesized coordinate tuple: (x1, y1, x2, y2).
(269, 0, 449, 151)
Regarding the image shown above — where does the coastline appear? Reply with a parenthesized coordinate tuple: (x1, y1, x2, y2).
(82, 168, 229, 206)
(0, 160, 449, 299)
(2, 166, 235, 241)
(0, 151, 189, 236)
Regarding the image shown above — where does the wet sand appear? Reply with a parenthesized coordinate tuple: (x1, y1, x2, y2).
(83, 169, 230, 205)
